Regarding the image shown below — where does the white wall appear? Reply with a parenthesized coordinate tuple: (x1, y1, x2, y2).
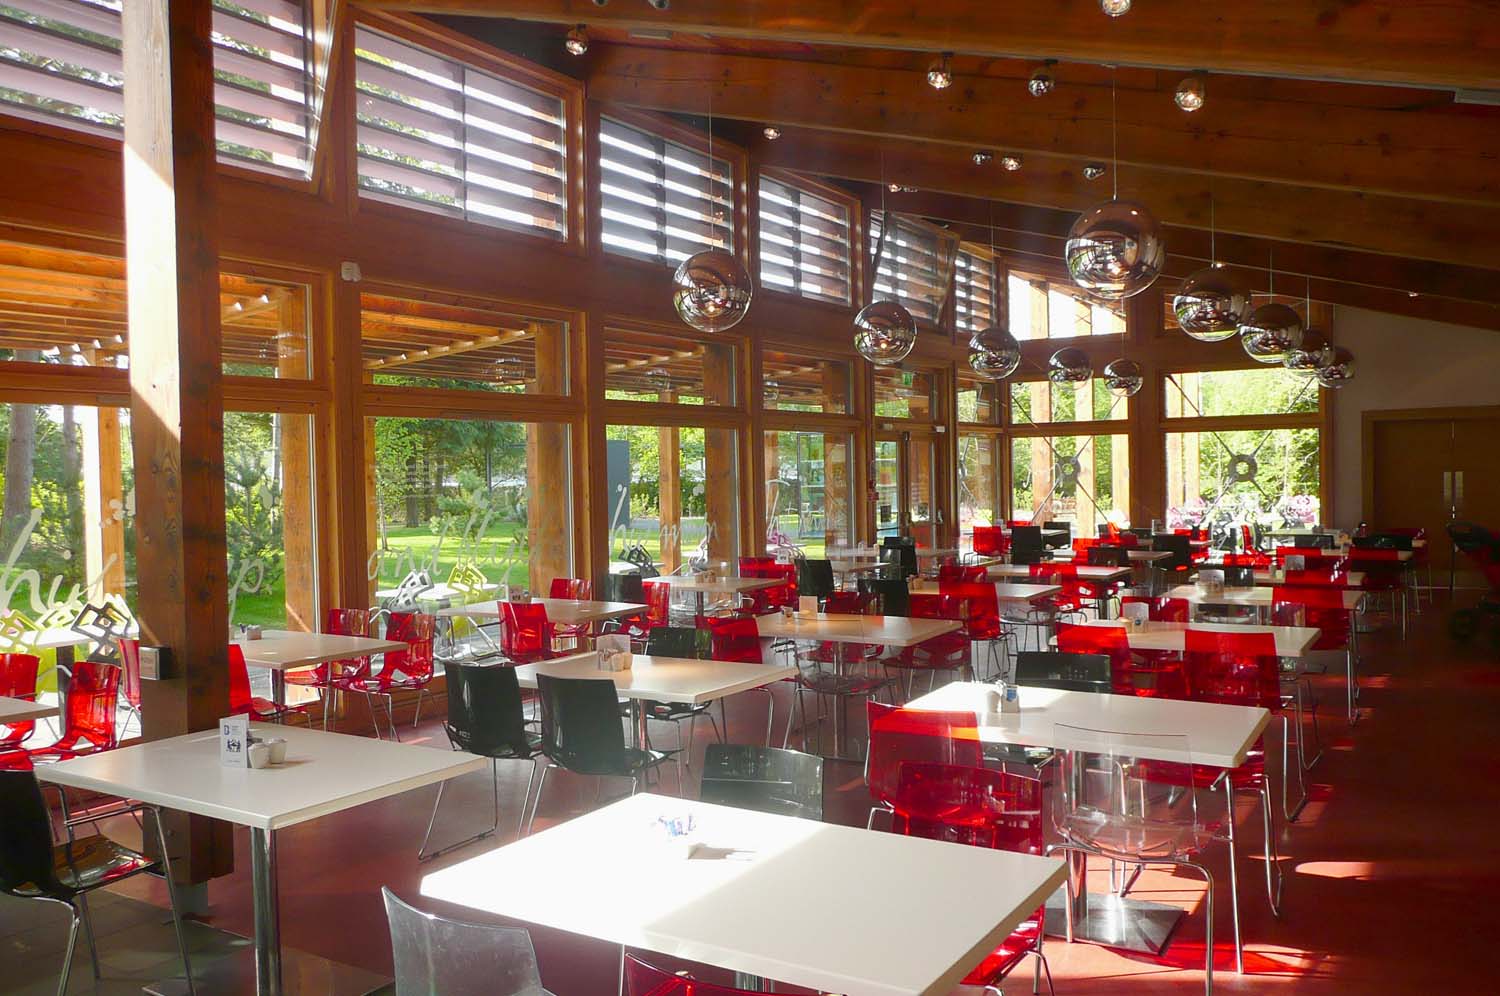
(1330, 307, 1500, 525)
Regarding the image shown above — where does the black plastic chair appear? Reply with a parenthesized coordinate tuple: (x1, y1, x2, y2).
(638, 627, 721, 780)
(877, 543, 918, 580)
(1087, 545, 1130, 568)
(1043, 520, 1072, 548)
(1151, 533, 1194, 572)
(419, 662, 545, 860)
(528, 674, 674, 833)
(700, 744, 824, 821)
(0, 766, 196, 996)
(1010, 526, 1046, 565)
(796, 558, 836, 600)
(857, 576, 910, 617)
(1014, 651, 1112, 693)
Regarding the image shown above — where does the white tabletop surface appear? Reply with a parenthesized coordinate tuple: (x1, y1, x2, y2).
(1076, 619, 1323, 657)
(235, 630, 407, 670)
(987, 564, 1134, 583)
(0, 694, 56, 723)
(1229, 569, 1368, 588)
(435, 598, 646, 625)
(653, 576, 782, 594)
(909, 580, 1062, 603)
(373, 581, 500, 601)
(1167, 584, 1363, 612)
(35, 724, 486, 831)
(513, 652, 796, 705)
(907, 682, 1270, 769)
(422, 793, 1066, 996)
(1055, 549, 1173, 563)
(22, 627, 138, 651)
(756, 612, 962, 648)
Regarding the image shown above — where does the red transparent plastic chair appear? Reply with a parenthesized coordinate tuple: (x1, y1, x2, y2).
(735, 557, 779, 614)
(972, 525, 1009, 557)
(116, 637, 143, 735)
(888, 593, 972, 696)
(1115, 597, 1189, 697)
(865, 701, 981, 828)
(1030, 563, 1102, 618)
(25, 659, 119, 762)
(229, 643, 307, 725)
(938, 579, 1009, 679)
(935, 562, 966, 582)
(1275, 545, 1330, 563)
(286, 608, 372, 722)
(1222, 552, 1271, 569)
(356, 612, 438, 740)
(1056, 622, 1134, 695)
(0, 653, 40, 750)
(1274, 582, 1356, 734)
(699, 614, 762, 664)
(1347, 548, 1409, 638)
(808, 590, 877, 663)
(616, 580, 671, 643)
(1282, 561, 1345, 585)
(782, 605, 888, 758)
(886, 761, 1054, 994)
(1051, 725, 1221, 991)
(1383, 526, 1431, 607)
(548, 577, 595, 643)
(501, 601, 558, 664)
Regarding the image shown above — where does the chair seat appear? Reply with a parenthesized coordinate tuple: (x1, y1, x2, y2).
(8, 835, 156, 899)
(961, 906, 1043, 986)
(353, 671, 434, 694)
(448, 726, 544, 762)
(1059, 809, 1216, 862)
(796, 670, 889, 697)
(554, 745, 676, 779)
(234, 697, 306, 722)
(641, 699, 713, 722)
(23, 740, 111, 764)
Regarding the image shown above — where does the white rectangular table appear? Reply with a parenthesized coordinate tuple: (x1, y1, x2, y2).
(987, 563, 1134, 584)
(909, 580, 1063, 604)
(1250, 569, 1367, 588)
(652, 576, 781, 614)
(435, 598, 646, 627)
(1076, 619, 1323, 657)
(1166, 583, 1364, 622)
(755, 612, 962, 648)
(0, 694, 56, 724)
(236, 630, 407, 727)
(515, 652, 796, 745)
(1054, 549, 1173, 564)
(37, 724, 486, 996)
(422, 793, 1067, 996)
(373, 581, 499, 605)
(908, 681, 1270, 956)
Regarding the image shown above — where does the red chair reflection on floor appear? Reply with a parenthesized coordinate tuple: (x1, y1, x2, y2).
(23, 659, 120, 762)
(1056, 622, 1134, 695)
(286, 607, 372, 725)
(356, 611, 438, 740)
(501, 601, 558, 664)
(0, 653, 40, 752)
(548, 577, 595, 645)
(229, 644, 308, 725)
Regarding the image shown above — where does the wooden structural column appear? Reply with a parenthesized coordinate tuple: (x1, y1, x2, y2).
(121, 0, 232, 882)
(278, 294, 315, 632)
(702, 343, 737, 562)
(527, 323, 570, 587)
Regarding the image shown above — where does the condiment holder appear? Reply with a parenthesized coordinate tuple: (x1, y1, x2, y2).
(597, 634, 632, 671)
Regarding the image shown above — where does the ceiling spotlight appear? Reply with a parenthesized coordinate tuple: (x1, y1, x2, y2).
(1407, 291, 1419, 298)
(763, 126, 781, 140)
(1083, 163, 1107, 180)
(972, 150, 993, 166)
(1175, 74, 1206, 112)
(888, 183, 918, 193)
(999, 154, 1023, 171)
(927, 52, 954, 90)
(1100, 0, 1132, 15)
(1028, 62, 1056, 97)
(647, 0, 670, 9)
(564, 24, 588, 55)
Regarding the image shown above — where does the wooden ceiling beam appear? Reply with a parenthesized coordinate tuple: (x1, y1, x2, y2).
(369, 0, 1500, 91)
(755, 129, 1500, 270)
(586, 46, 1499, 205)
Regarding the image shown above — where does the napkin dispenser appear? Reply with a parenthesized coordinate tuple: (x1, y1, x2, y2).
(1121, 601, 1150, 628)
(597, 634, 632, 671)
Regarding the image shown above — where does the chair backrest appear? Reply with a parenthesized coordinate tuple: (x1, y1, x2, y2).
(0, 653, 40, 746)
(1052, 724, 1200, 857)
(1271, 585, 1352, 650)
(1014, 651, 1111, 693)
(795, 558, 836, 599)
(935, 562, 965, 582)
(856, 576, 909, 617)
(0, 766, 69, 900)
(644, 626, 702, 659)
(700, 744, 823, 821)
(701, 615, 761, 663)
(613, 573, 646, 604)
(443, 662, 532, 758)
(501, 601, 554, 660)
(1087, 545, 1129, 567)
(1182, 627, 1281, 709)
(384, 612, 437, 683)
(1055, 623, 1132, 694)
(935, 581, 999, 639)
(536, 674, 628, 775)
(320, 607, 373, 682)
(889, 761, 1043, 851)
(1151, 533, 1193, 570)
(548, 577, 593, 600)
(972, 525, 1008, 556)
(641, 581, 671, 627)
(1042, 521, 1072, 545)
(1274, 545, 1328, 563)
(382, 888, 549, 996)
(821, 589, 873, 615)
(878, 544, 918, 578)
(626, 955, 760, 996)
(865, 702, 981, 811)
(1121, 595, 1189, 622)
(1009, 525, 1045, 564)
(116, 638, 143, 709)
(56, 659, 120, 752)
(228, 644, 253, 713)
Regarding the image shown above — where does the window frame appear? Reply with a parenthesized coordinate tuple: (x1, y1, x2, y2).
(753, 167, 859, 308)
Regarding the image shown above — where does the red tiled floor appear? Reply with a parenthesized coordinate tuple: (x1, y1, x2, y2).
(106, 595, 1496, 994)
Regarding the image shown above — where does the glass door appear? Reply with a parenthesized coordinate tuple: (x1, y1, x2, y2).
(874, 432, 939, 546)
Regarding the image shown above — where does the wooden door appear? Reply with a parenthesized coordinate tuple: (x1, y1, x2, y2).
(1453, 418, 1500, 586)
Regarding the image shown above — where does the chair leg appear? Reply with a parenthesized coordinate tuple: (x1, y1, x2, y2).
(386, 696, 401, 742)
(517, 760, 538, 839)
(526, 765, 552, 836)
(412, 688, 425, 728)
(76, 892, 101, 979)
(57, 904, 81, 996)
(1180, 860, 1215, 996)
(363, 691, 381, 740)
(1222, 780, 1244, 975)
(418, 758, 503, 861)
(151, 806, 197, 996)
(1259, 780, 1285, 917)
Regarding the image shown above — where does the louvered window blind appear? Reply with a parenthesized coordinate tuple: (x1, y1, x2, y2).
(354, 26, 568, 238)
(953, 249, 997, 334)
(870, 211, 957, 324)
(599, 116, 732, 264)
(0, 0, 313, 175)
(758, 175, 850, 304)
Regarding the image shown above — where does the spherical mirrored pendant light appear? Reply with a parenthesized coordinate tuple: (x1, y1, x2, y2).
(1065, 199, 1166, 300)
(1174, 265, 1249, 341)
(1315, 346, 1356, 388)
(1283, 328, 1332, 375)
(853, 300, 918, 366)
(1048, 347, 1092, 384)
(968, 327, 1022, 380)
(672, 249, 752, 333)
(1238, 302, 1304, 364)
(1028, 63, 1056, 97)
(1102, 358, 1144, 397)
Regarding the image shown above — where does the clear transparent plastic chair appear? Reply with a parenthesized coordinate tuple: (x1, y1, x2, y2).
(382, 888, 555, 996)
(1049, 724, 1218, 996)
